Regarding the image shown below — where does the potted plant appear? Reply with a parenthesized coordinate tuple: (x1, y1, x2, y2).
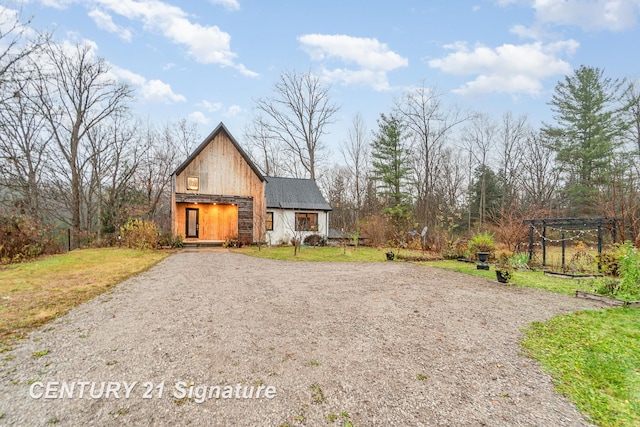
(495, 251, 514, 283)
(386, 251, 395, 261)
(468, 232, 495, 270)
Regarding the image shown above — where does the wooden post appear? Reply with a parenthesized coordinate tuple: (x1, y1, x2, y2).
(598, 222, 603, 255)
(67, 228, 71, 252)
(542, 222, 547, 267)
(561, 231, 565, 268)
(528, 222, 534, 261)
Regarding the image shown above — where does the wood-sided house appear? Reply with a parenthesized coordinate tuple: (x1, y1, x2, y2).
(171, 123, 331, 245)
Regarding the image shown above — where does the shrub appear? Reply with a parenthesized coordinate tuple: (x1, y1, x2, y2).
(568, 250, 595, 273)
(157, 232, 184, 248)
(119, 218, 159, 250)
(0, 215, 60, 264)
(508, 252, 530, 270)
(359, 215, 393, 247)
(467, 231, 496, 259)
(596, 246, 623, 276)
(618, 241, 640, 297)
(303, 234, 326, 246)
(223, 237, 242, 248)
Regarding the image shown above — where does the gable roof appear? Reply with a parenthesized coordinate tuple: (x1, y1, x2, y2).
(172, 122, 265, 181)
(265, 176, 332, 211)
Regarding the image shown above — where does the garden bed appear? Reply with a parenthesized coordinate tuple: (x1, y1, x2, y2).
(543, 270, 603, 280)
(575, 290, 640, 307)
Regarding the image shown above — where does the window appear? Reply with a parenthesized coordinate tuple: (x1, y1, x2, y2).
(295, 212, 318, 231)
(266, 212, 274, 231)
(187, 176, 199, 191)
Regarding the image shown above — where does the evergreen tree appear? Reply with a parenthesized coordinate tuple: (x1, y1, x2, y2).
(370, 113, 412, 232)
(370, 113, 410, 208)
(543, 65, 628, 215)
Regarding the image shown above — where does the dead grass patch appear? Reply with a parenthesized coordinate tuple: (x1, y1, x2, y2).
(0, 248, 170, 348)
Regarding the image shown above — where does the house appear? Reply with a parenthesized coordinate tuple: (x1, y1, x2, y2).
(171, 123, 331, 245)
(264, 176, 332, 246)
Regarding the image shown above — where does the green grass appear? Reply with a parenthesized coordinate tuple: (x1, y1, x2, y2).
(429, 260, 598, 296)
(235, 246, 398, 262)
(0, 248, 170, 346)
(522, 308, 640, 426)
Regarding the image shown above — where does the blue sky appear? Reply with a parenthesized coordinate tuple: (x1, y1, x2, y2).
(6, 0, 640, 157)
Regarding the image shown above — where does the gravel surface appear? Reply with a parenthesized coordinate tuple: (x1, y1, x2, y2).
(0, 250, 604, 426)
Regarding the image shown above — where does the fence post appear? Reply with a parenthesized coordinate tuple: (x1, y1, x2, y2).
(67, 228, 71, 252)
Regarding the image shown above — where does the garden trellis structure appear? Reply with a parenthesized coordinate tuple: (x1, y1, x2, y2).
(523, 217, 619, 268)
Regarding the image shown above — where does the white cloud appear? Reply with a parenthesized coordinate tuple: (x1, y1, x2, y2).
(141, 79, 186, 103)
(38, 0, 257, 76)
(92, 0, 257, 76)
(88, 9, 132, 41)
(429, 40, 579, 96)
(210, 0, 240, 11)
(532, 0, 640, 31)
(196, 100, 222, 113)
(111, 66, 186, 103)
(225, 105, 242, 117)
(298, 34, 408, 91)
(188, 111, 210, 125)
(39, 0, 76, 9)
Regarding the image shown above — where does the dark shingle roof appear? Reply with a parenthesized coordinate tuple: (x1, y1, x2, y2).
(265, 176, 332, 211)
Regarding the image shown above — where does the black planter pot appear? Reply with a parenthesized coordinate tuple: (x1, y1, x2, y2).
(386, 252, 395, 261)
(476, 251, 490, 270)
(477, 251, 489, 262)
(496, 269, 511, 283)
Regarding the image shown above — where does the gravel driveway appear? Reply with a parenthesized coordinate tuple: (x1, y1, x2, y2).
(0, 251, 603, 426)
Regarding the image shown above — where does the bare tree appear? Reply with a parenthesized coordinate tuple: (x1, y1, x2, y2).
(85, 113, 140, 237)
(395, 84, 466, 227)
(518, 132, 561, 211)
(339, 113, 370, 223)
(169, 118, 199, 159)
(254, 70, 339, 181)
(0, 77, 51, 217)
(135, 120, 198, 228)
(0, 6, 47, 103)
(31, 42, 133, 245)
(462, 113, 498, 226)
(497, 111, 530, 208)
(243, 116, 285, 176)
(625, 79, 640, 156)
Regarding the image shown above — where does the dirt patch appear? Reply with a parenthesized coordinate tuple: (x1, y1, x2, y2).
(0, 251, 602, 426)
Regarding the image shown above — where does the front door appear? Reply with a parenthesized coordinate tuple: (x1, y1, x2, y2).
(186, 208, 199, 238)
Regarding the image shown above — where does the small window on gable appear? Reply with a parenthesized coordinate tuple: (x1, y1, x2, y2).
(187, 176, 199, 191)
(266, 212, 274, 231)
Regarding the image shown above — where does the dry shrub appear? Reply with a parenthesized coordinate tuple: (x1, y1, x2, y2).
(490, 209, 529, 251)
(119, 218, 159, 250)
(359, 215, 393, 247)
(0, 215, 60, 264)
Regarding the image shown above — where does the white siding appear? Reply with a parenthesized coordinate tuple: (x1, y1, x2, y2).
(266, 209, 329, 246)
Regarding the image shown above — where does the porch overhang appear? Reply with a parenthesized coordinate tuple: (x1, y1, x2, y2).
(175, 193, 253, 205)
(174, 193, 255, 243)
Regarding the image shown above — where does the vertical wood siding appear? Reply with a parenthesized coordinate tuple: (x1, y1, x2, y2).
(173, 130, 265, 242)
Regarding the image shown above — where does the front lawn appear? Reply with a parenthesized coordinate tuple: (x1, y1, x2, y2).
(429, 259, 598, 296)
(0, 248, 169, 348)
(522, 308, 640, 427)
(235, 245, 399, 262)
